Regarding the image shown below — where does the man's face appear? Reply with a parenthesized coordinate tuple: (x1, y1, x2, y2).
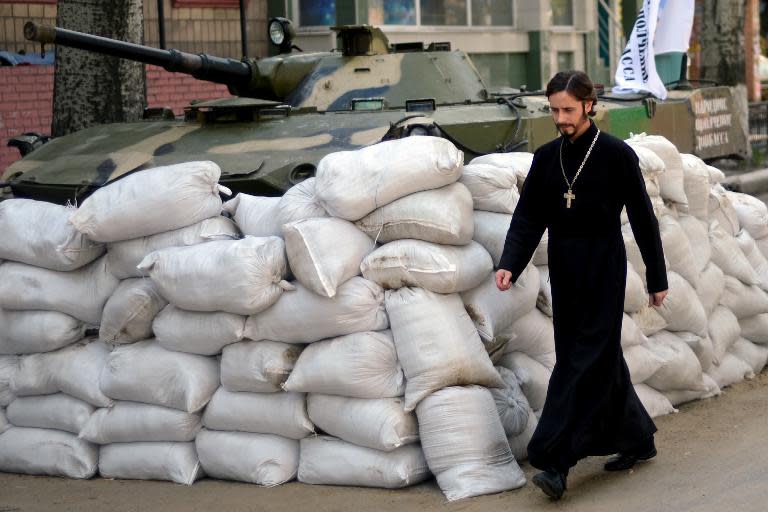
(548, 90, 592, 137)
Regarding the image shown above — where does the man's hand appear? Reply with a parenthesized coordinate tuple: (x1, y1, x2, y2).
(496, 269, 513, 291)
(649, 290, 668, 307)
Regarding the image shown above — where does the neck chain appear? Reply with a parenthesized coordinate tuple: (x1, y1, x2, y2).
(559, 127, 600, 208)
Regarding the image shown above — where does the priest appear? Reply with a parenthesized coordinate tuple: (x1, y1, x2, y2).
(496, 70, 669, 500)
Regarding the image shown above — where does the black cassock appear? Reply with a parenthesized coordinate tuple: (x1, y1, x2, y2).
(499, 120, 668, 474)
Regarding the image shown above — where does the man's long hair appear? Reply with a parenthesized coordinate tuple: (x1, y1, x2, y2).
(546, 70, 598, 117)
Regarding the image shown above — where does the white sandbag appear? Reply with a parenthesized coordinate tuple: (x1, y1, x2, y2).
(709, 185, 741, 236)
(221, 340, 301, 393)
(222, 193, 282, 237)
(622, 223, 647, 281)
(0, 409, 7, 433)
(625, 134, 687, 205)
(459, 163, 519, 213)
(721, 276, 768, 318)
(708, 305, 742, 361)
(355, 183, 474, 245)
(154, 305, 245, 356)
(497, 308, 556, 370)
(739, 313, 768, 345)
(490, 367, 530, 438)
(625, 261, 648, 313)
(662, 373, 721, 406)
(298, 436, 430, 488)
(469, 151, 533, 186)
(680, 154, 711, 221)
(107, 216, 240, 279)
(196, 429, 299, 486)
(659, 216, 700, 286)
(656, 272, 708, 336)
(99, 278, 167, 345)
(728, 191, 768, 240)
(624, 344, 666, 384)
(757, 236, 768, 261)
(99, 442, 203, 485)
(473, 210, 512, 266)
(678, 215, 711, 273)
(533, 229, 549, 265)
(626, 144, 666, 179)
(138, 237, 290, 315)
(284, 330, 405, 398)
(417, 386, 526, 501)
(276, 177, 329, 226)
(360, 239, 492, 293)
(99, 340, 219, 413)
(729, 337, 768, 373)
(622, 313, 649, 348)
(80, 402, 201, 444)
(709, 223, 759, 285)
(70, 161, 227, 243)
(633, 384, 677, 418)
(0, 257, 119, 324)
(315, 136, 463, 221)
(706, 353, 755, 389)
(645, 331, 706, 391)
(697, 262, 726, 316)
(202, 388, 313, 440)
(537, 265, 553, 317)
(0, 199, 104, 271)
(736, 230, 768, 291)
(631, 304, 668, 336)
(385, 288, 503, 411)
(0, 356, 17, 407)
(0, 310, 86, 355)
(685, 334, 717, 372)
(0, 427, 98, 478)
(496, 351, 551, 411)
(12, 340, 111, 407)
(283, 217, 374, 297)
(707, 164, 726, 184)
(244, 277, 388, 343)
(507, 403, 537, 461)
(7, 394, 94, 434)
(307, 394, 418, 451)
(461, 265, 539, 342)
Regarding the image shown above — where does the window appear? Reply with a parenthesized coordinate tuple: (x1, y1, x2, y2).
(368, 0, 416, 25)
(300, 0, 336, 25)
(420, 0, 467, 26)
(471, 0, 513, 26)
(551, 0, 573, 26)
(173, 0, 240, 6)
(470, 52, 528, 89)
(557, 51, 574, 71)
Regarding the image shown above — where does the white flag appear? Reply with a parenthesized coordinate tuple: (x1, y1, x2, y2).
(613, 0, 667, 99)
(655, 0, 695, 54)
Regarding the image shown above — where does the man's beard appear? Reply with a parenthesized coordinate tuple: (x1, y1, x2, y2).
(557, 109, 590, 138)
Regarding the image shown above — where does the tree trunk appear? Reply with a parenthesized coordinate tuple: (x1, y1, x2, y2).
(52, 0, 145, 137)
(697, 0, 746, 86)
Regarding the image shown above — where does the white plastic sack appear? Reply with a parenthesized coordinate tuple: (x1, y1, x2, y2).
(706, 353, 755, 389)
(626, 134, 687, 205)
(662, 374, 720, 406)
(729, 337, 768, 373)
(221, 340, 301, 393)
(473, 210, 512, 266)
(507, 403, 537, 461)
(496, 351, 551, 411)
(707, 165, 726, 184)
(497, 308, 556, 370)
(307, 394, 418, 452)
(0, 427, 98, 479)
(360, 239, 492, 294)
(645, 332, 706, 392)
(633, 384, 677, 418)
(709, 185, 740, 236)
(708, 305, 742, 361)
(0, 409, 7, 433)
(697, 262, 726, 316)
(99, 278, 167, 344)
(626, 144, 666, 179)
(99, 442, 203, 485)
(355, 183, 474, 245)
(533, 230, 549, 265)
(678, 215, 711, 274)
(99, 340, 219, 412)
(7, 394, 94, 434)
(736, 229, 768, 291)
(490, 367, 531, 438)
(624, 344, 666, 384)
(79, 401, 201, 444)
(623, 223, 647, 281)
(202, 388, 313, 440)
(459, 163, 519, 213)
(417, 386, 526, 501)
(315, 136, 463, 221)
(721, 276, 768, 318)
(276, 177, 329, 226)
(739, 314, 768, 345)
(385, 288, 503, 411)
(656, 272, 708, 336)
(284, 330, 405, 398)
(0, 356, 17, 407)
(709, 223, 759, 285)
(298, 436, 430, 488)
(0, 257, 119, 324)
(468, 151, 533, 186)
(12, 340, 112, 407)
(659, 215, 700, 286)
(631, 304, 668, 336)
(0, 310, 86, 355)
(728, 191, 768, 240)
(680, 154, 711, 221)
(196, 429, 299, 486)
(537, 265, 553, 317)
(153, 305, 245, 356)
(625, 261, 648, 313)
(70, 160, 227, 242)
(222, 193, 282, 237)
(138, 237, 290, 315)
(0, 199, 104, 270)
(622, 313, 649, 348)
(284, 217, 374, 297)
(106, 216, 240, 279)
(684, 333, 717, 372)
(244, 277, 388, 343)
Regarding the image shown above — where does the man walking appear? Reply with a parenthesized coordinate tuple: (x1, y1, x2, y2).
(495, 70, 669, 500)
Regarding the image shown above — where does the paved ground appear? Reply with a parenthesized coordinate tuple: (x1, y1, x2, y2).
(1, 370, 766, 512)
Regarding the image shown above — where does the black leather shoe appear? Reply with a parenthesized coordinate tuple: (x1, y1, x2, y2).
(604, 446, 657, 471)
(532, 470, 567, 500)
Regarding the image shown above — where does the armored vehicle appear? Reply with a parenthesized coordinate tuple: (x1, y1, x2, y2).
(2, 19, 749, 204)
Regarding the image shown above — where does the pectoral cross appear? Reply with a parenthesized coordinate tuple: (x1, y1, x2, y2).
(564, 189, 575, 209)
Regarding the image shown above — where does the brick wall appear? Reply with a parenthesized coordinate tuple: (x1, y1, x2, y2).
(0, 64, 232, 175)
